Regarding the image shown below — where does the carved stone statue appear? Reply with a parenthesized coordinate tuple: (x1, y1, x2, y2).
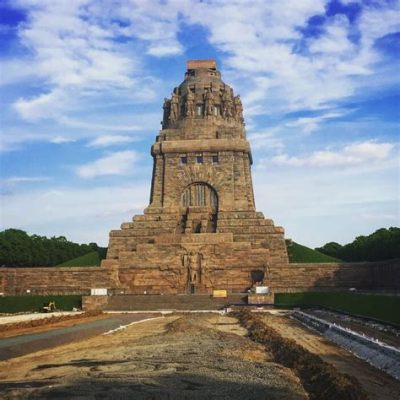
(169, 92, 180, 122)
(162, 98, 171, 127)
(234, 95, 243, 122)
(204, 90, 214, 117)
(185, 90, 195, 118)
(187, 252, 203, 284)
(222, 88, 233, 119)
(182, 253, 189, 273)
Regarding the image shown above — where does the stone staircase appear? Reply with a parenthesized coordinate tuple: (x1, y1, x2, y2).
(104, 294, 248, 311)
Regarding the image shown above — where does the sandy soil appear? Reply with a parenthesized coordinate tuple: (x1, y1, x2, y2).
(260, 311, 400, 400)
(0, 313, 308, 399)
(0, 313, 111, 339)
(0, 312, 83, 325)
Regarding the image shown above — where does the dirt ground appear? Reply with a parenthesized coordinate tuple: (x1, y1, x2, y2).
(0, 312, 110, 339)
(0, 312, 83, 326)
(0, 313, 308, 399)
(260, 311, 400, 400)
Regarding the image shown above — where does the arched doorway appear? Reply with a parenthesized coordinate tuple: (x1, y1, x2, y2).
(179, 183, 218, 233)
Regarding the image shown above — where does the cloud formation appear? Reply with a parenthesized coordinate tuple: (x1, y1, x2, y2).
(76, 150, 140, 178)
(271, 141, 395, 167)
(86, 135, 137, 148)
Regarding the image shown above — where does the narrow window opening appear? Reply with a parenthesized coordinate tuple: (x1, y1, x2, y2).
(180, 156, 187, 165)
(212, 154, 219, 164)
(196, 155, 203, 164)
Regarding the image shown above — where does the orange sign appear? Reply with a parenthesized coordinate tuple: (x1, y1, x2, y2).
(213, 289, 227, 298)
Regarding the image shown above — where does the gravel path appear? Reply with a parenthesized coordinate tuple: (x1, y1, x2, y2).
(0, 314, 308, 399)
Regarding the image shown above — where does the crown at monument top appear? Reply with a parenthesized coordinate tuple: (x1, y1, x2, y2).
(186, 59, 217, 70)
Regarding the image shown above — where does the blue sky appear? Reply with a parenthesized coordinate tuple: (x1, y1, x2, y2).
(1, 0, 399, 248)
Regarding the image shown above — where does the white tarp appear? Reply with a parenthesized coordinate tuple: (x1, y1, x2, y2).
(255, 286, 269, 294)
(91, 288, 108, 296)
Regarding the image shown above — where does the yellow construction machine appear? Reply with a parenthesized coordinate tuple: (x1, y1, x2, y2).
(42, 301, 56, 312)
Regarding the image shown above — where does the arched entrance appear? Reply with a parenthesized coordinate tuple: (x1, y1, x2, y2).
(178, 183, 218, 233)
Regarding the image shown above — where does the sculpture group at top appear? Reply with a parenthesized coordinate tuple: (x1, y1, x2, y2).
(162, 85, 243, 127)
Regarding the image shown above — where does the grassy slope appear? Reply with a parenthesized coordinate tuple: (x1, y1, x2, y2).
(58, 242, 338, 265)
(0, 295, 82, 313)
(56, 251, 100, 267)
(287, 241, 341, 263)
(274, 292, 400, 326)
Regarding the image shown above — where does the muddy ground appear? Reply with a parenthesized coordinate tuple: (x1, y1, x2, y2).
(0, 313, 308, 399)
(0, 312, 399, 399)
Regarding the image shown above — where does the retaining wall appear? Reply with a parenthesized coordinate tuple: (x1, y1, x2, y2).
(0, 259, 398, 295)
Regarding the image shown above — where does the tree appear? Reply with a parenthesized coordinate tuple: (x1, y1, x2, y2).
(0, 229, 108, 267)
(316, 227, 400, 262)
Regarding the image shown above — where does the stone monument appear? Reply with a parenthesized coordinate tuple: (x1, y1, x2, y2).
(102, 60, 288, 294)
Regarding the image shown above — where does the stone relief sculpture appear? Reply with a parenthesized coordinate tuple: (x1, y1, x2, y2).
(185, 90, 195, 118)
(234, 95, 243, 122)
(222, 87, 233, 119)
(182, 252, 204, 285)
(162, 97, 171, 127)
(169, 92, 180, 122)
(204, 90, 215, 117)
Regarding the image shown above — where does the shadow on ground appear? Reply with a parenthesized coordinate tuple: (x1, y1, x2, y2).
(1, 373, 301, 400)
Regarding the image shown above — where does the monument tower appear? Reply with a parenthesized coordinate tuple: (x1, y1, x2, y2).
(102, 60, 288, 294)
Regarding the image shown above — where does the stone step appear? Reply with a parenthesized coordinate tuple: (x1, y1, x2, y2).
(104, 294, 247, 311)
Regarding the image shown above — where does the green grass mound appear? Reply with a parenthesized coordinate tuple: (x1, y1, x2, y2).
(0, 295, 82, 314)
(56, 251, 101, 267)
(287, 241, 341, 263)
(275, 292, 400, 326)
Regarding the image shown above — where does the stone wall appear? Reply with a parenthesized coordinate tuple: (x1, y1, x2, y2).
(0, 266, 119, 295)
(0, 259, 398, 296)
(269, 259, 400, 292)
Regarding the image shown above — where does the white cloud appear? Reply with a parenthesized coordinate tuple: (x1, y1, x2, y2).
(60, 117, 144, 132)
(50, 136, 76, 144)
(86, 135, 137, 147)
(4, 176, 51, 184)
(179, 0, 400, 117)
(247, 128, 285, 150)
(285, 110, 350, 133)
(253, 158, 399, 247)
(147, 43, 183, 57)
(8, 0, 152, 121)
(76, 150, 140, 178)
(0, 183, 150, 245)
(271, 141, 395, 167)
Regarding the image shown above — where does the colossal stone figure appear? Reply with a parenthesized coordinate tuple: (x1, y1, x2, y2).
(185, 90, 195, 118)
(234, 95, 243, 122)
(188, 252, 202, 284)
(162, 97, 171, 127)
(169, 92, 180, 122)
(222, 87, 233, 119)
(204, 90, 215, 117)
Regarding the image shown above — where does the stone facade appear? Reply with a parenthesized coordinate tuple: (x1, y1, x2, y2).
(1, 60, 398, 298)
(1, 259, 399, 296)
(103, 60, 288, 294)
(0, 266, 119, 296)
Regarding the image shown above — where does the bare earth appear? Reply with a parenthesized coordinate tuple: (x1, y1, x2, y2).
(261, 311, 400, 400)
(0, 314, 307, 399)
(0, 312, 83, 326)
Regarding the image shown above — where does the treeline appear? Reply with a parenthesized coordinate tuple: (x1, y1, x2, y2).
(316, 227, 400, 262)
(0, 229, 107, 267)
